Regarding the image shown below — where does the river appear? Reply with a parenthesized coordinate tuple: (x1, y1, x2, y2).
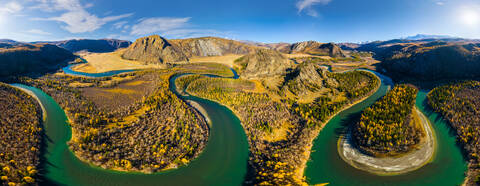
(12, 67, 249, 186)
(11, 65, 467, 185)
(304, 71, 467, 185)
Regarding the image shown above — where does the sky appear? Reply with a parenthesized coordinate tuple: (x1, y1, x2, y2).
(1, 0, 480, 43)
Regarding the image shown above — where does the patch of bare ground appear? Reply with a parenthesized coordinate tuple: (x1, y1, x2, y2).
(81, 75, 156, 112)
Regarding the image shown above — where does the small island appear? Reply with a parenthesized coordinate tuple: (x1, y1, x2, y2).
(339, 84, 435, 175)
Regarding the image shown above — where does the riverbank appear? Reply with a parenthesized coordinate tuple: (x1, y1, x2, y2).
(13, 85, 47, 121)
(338, 107, 436, 175)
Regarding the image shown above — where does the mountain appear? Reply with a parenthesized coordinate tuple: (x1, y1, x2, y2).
(171, 37, 258, 57)
(0, 39, 19, 44)
(0, 44, 75, 77)
(235, 49, 294, 79)
(403, 34, 455, 40)
(272, 41, 346, 57)
(33, 39, 132, 53)
(122, 35, 188, 64)
(373, 41, 480, 80)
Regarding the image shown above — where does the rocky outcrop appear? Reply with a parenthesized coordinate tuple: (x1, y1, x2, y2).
(122, 35, 188, 64)
(0, 44, 75, 77)
(281, 62, 333, 97)
(171, 37, 257, 57)
(235, 49, 294, 79)
(274, 41, 346, 57)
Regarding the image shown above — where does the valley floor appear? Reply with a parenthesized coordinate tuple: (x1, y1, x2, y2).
(72, 49, 166, 73)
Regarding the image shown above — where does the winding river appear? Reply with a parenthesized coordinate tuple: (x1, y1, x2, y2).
(12, 67, 249, 186)
(304, 72, 467, 185)
(11, 65, 467, 185)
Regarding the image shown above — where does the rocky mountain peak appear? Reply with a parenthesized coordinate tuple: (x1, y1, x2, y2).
(122, 35, 188, 64)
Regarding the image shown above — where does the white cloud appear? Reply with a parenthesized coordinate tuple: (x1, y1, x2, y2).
(129, 17, 235, 39)
(296, 0, 331, 17)
(130, 17, 191, 35)
(32, 0, 133, 33)
(25, 29, 52, 35)
(436, 1, 444, 6)
(113, 21, 128, 29)
(0, 1, 23, 14)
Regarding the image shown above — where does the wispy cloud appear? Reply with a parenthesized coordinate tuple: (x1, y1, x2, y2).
(25, 29, 52, 35)
(113, 21, 128, 29)
(296, 0, 331, 17)
(130, 17, 191, 35)
(0, 1, 23, 14)
(130, 17, 234, 39)
(436, 1, 445, 6)
(32, 0, 132, 33)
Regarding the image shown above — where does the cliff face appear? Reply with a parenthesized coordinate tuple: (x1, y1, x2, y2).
(374, 41, 480, 80)
(171, 37, 257, 57)
(273, 41, 346, 58)
(0, 44, 75, 77)
(122, 35, 188, 64)
(235, 49, 294, 79)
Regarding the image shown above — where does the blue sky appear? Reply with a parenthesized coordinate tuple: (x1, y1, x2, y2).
(1, 0, 480, 43)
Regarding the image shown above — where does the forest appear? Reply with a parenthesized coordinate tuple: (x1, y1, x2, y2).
(184, 69, 379, 185)
(428, 81, 480, 185)
(0, 83, 42, 185)
(185, 76, 310, 185)
(19, 69, 210, 173)
(353, 84, 423, 156)
(294, 70, 380, 127)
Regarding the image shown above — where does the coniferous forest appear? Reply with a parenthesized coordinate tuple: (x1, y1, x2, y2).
(354, 84, 423, 156)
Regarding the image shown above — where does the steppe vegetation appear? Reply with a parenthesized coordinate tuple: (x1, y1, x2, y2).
(0, 83, 42, 185)
(73, 50, 166, 73)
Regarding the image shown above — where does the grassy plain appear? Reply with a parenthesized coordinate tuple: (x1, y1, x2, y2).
(72, 49, 166, 73)
(189, 54, 243, 68)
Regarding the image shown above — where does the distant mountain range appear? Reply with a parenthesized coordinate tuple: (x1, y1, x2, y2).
(32, 39, 132, 53)
(1, 39, 132, 53)
(402, 34, 456, 40)
(2, 34, 480, 81)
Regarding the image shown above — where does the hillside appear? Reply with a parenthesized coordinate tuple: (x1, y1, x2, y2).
(170, 37, 257, 57)
(0, 44, 75, 77)
(122, 35, 188, 64)
(51, 39, 131, 53)
(273, 41, 346, 57)
(234, 49, 294, 79)
(369, 41, 480, 80)
(428, 81, 480, 185)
